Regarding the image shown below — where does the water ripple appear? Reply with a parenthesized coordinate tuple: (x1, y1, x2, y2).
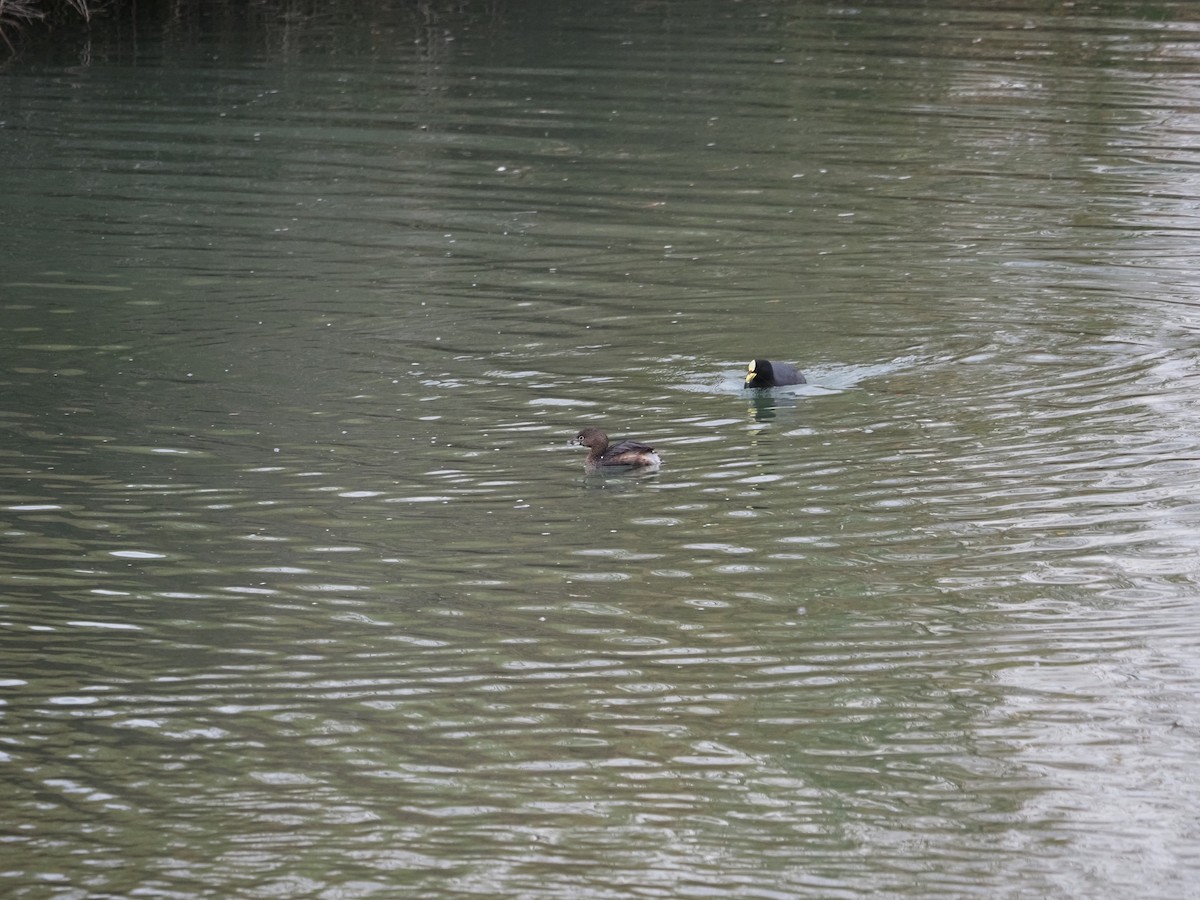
(5, 2, 1200, 897)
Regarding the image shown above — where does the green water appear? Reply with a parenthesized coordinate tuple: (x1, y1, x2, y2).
(3, 2, 1200, 897)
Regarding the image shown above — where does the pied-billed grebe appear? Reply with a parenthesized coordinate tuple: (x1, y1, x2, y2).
(745, 358, 806, 388)
(570, 427, 661, 472)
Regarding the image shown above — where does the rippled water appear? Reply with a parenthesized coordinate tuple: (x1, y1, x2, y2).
(4, 1, 1200, 897)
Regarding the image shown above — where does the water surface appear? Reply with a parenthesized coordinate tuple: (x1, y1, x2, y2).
(3, 1, 1200, 897)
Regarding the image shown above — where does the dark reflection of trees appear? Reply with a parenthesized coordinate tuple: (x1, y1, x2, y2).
(13, 0, 509, 64)
(12, 0, 1200, 67)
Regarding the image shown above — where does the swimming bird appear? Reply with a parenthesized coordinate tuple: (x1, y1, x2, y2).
(570, 427, 661, 472)
(745, 359, 806, 388)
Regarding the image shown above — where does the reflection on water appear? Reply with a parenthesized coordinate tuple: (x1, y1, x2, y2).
(4, 1, 1200, 897)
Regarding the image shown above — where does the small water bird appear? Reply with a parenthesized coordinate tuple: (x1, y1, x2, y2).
(569, 427, 661, 472)
(745, 359, 806, 388)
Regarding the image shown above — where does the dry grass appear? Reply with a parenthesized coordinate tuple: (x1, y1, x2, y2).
(0, 0, 97, 52)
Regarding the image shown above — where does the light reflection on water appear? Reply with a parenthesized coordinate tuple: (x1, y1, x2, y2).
(4, 0, 1200, 897)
